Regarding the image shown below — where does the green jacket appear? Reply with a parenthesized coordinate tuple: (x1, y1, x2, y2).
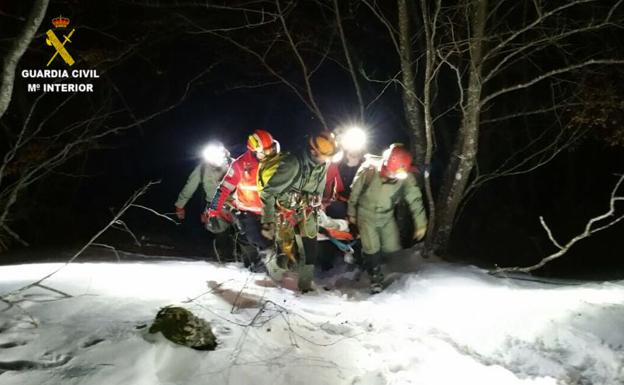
(259, 150, 328, 226)
(347, 162, 427, 230)
(175, 163, 226, 208)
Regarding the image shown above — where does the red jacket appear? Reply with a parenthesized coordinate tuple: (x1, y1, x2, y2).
(323, 162, 345, 205)
(211, 151, 262, 214)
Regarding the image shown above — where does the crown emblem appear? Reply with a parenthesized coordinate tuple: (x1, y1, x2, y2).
(51, 15, 70, 28)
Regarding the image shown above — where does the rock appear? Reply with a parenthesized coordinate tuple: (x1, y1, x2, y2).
(148, 306, 217, 351)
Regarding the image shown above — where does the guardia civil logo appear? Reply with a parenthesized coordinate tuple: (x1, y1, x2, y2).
(21, 15, 99, 93)
(46, 15, 75, 67)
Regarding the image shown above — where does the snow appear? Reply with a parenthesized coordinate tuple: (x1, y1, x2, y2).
(1, 259, 623, 385)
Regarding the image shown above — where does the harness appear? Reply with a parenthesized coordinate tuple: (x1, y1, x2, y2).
(276, 157, 326, 235)
(273, 156, 327, 263)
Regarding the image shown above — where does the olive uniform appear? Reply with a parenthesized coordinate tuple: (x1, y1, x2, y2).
(175, 163, 226, 209)
(348, 159, 427, 286)
(259, 150, 329, 290)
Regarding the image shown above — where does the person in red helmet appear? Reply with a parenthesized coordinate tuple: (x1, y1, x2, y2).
(347, 143, 428, 293)
(208, 129, 279, 268)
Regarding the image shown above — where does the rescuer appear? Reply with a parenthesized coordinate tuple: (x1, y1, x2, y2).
(347, 143, 428, 293)
(208, 129, 280, 269)
(258, 131, 339, 292)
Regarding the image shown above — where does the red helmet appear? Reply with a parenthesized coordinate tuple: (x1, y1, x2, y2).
(381, 143, 413, 179)
(247, 129, 275, 154)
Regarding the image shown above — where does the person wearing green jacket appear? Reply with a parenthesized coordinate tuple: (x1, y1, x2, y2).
(258, 131, 339, 292)
(347, 143, 427, 293)
(174, 142, 230, 233)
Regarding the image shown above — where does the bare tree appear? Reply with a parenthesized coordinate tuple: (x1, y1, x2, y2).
(411, 0, 624, 253)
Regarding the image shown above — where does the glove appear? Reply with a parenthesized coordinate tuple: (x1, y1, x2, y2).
(203, 208, 233, 224)
(347, 216, 359, 237)
(175, 206, 185, 220)
(261, 222, 276, 240)
(201, 209, 218, 224)
(413, 226, 427, 241)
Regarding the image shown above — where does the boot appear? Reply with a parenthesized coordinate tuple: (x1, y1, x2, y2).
(297, 263, 315, 293)
(369, 266, 384, 294)
(260, 248, 287, 281)
(363, 252, 383, 294)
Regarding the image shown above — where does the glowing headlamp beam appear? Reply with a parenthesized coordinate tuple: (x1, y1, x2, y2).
(202, 143, 228, 167)
(339, 126, 367, 153)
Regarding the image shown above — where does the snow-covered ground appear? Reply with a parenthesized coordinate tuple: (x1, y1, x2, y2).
(0, 257, 623, 385)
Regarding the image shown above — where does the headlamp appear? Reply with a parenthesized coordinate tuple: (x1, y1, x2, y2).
(394, 170, 408, 180)
(339, 126, 367, 153)
(201, 143, 228, 167)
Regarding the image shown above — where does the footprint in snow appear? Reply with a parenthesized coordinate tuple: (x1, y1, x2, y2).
(320, 322, 353, 336)
(351, 370, 388, 385)
(81, 338, 105, 348)
(0, 340, 29, 349)
(0, 353, 72, 371)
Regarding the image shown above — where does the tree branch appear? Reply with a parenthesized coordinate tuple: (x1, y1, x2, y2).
(481, 59, 624, 107)
(494, 174, 624, 273)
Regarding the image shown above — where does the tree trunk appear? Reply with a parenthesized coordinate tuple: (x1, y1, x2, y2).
(0, 0, 50, 120)
(419, 0, 438, 257)
(397, 0, 425, 166)
(433, 0, 488, 253)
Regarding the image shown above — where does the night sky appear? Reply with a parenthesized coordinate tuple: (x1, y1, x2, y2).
(1, 0, 623, 279)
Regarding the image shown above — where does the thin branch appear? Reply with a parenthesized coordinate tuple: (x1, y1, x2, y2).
(0, 181, 159, 299)
(275, 0, 328, 129)
(1, 223, 29, 247)
(361, 0, 401, 56)
(91, 243, 122, 262)
(481, 59, 624, 107)
(482, 0, 599, 61)
(481, 102, 584, 124)
(539, 216, 563, 250)
(494, 174, 624, 273)
(333, 0, 365, 120)
(113, 219, 142, 247)
(130, 204, 180, 225)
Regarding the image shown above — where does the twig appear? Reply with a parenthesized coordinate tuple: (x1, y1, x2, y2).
(494, 174, 624, 273)
(131, 204, 181, 225)
(91, 242, 122, 262)
(113, 219, 142, 247)
(1, 223, 29, 247)
(0, 181, 158, 300)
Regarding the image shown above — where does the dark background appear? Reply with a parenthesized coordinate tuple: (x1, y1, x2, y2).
(1, 0, 623, 279)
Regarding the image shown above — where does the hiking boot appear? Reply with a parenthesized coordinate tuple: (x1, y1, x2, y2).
(248, 260, 266, 273)
(260, 248, 287, 281)
(370, 282, 383, 294)
(369, 267, 384, 295)
(297, 264, 315, 293)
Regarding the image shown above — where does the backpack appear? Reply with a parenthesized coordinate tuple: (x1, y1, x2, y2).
(257, 152, 286, 191)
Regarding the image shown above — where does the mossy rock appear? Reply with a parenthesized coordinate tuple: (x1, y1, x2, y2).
(148, 306, 217, 351)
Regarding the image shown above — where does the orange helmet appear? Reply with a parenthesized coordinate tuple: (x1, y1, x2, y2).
(309, 131, 339, 156)
(247, 129, 275, 153)
(381, 143, 413, 179)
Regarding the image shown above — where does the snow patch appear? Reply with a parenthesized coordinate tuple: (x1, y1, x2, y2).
(0, 260, 622, 384)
